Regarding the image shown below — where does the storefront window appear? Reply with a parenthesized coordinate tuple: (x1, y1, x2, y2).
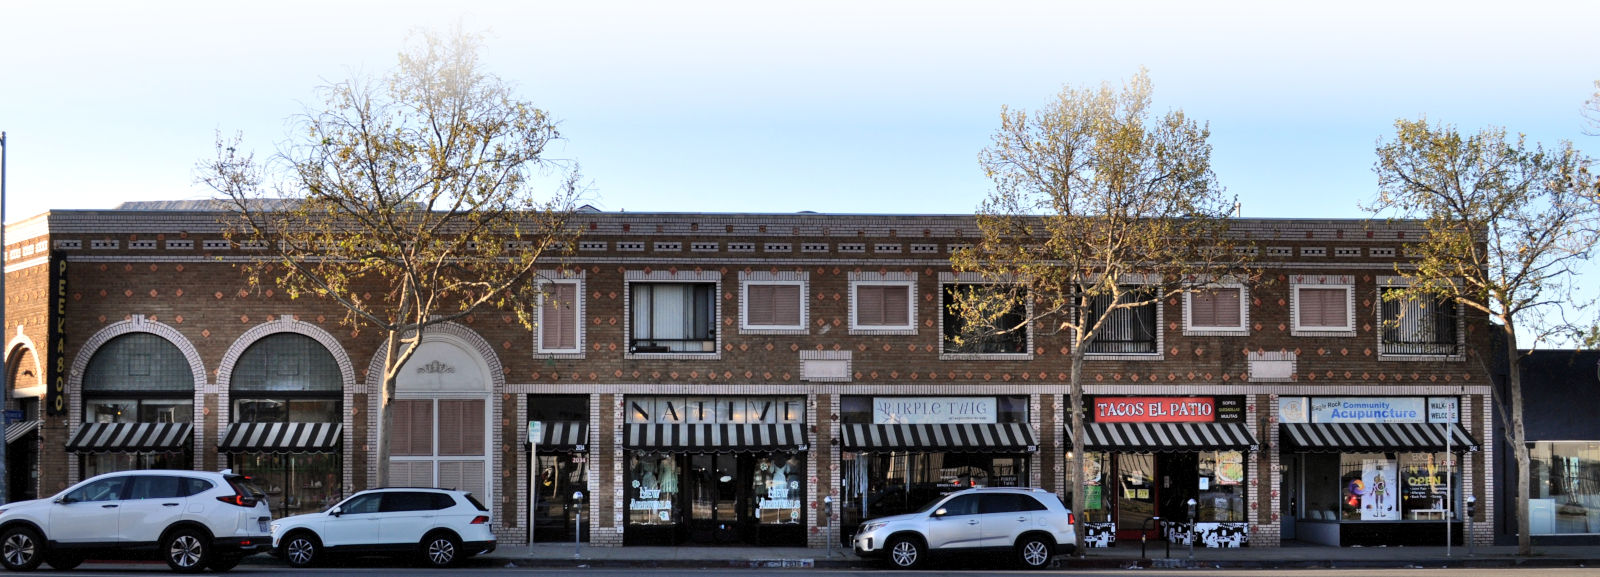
(1063, 452, 1110, 521)
(83, 452, 189, 479)
(87, 399, 193, 424)
(753, 453, 805, 524)
(841, 451, 1029, 522)
(1530, 441, 1600, 534)
(628, 453, 680, 525)
(1326, 452, 1459, 522)
(232, 453, 341, 518)
(1198, 451, 1246, 522)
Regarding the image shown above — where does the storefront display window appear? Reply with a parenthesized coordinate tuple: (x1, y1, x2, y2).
(231, 453, 341, 517)
(629, 453, 680, 525)
(1198, 451, 1246, 522)
(753, 453, 804, 524)
(83, 452, 189, 479)
(1530, 441, 1600, 534)
(841, 451, 1029, 522)
(1313, 452, 1459, 522)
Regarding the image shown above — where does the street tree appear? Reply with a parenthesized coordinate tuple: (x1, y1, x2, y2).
(200, 29, 582, 487)
(1368, 118, 1597, 555)
(951, 70, 1250, 555)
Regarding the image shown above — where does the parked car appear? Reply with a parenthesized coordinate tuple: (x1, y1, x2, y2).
(270, 488, 495, 568)
(0, 469, 272, 573)
(852, 486, 1076, 569)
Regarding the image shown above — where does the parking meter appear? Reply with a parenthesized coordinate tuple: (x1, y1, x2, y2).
(823, 496, 834, 557)
(572, 491, 585, 558)
(1465, 495, 1477, 556)
(1185, 499, 1197, 559)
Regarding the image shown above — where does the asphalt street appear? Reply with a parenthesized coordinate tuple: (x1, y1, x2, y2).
(47, 566, 1600, 577)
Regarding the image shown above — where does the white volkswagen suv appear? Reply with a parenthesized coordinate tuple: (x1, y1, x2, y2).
(270, 488, 495, 568)
(0, 470, 273, 572)
(853, 487, 1076, 569)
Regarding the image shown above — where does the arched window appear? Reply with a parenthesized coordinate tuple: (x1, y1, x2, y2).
(225, 333, 344, 518)
(75, 333, 195, 477)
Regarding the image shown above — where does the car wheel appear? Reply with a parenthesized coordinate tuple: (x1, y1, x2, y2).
(0, 526, 45, 571)
(44, 553, 83, 571)
(281, 532, 321, 569)
(163, 528, 211, 573)
(421, 532, 460, 568)
(206, 555, 242, 572)
(885, 535, 923, 570)
(1016, 534, 1054, 569)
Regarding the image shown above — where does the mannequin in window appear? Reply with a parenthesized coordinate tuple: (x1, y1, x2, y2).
(657, 456, 678, 498)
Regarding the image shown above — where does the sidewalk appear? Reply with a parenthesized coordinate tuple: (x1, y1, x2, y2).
(487, 542, 1600, 569)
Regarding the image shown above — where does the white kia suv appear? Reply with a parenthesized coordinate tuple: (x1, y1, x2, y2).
(853, 487, 1077, 569)
(270, 488, 495, 568)
(0, 469, 273, 572)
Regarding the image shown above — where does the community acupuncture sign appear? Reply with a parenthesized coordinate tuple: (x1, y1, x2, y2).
(873, 397, 996, 424)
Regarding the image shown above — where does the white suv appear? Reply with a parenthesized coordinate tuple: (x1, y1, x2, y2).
(853, 487, 1076, 569)
(0, 470, 273, 572)
(270, 488, 495, 568)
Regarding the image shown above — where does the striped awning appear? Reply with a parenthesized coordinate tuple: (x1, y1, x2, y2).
(218, 422, 342, 453)
(534, 421, 589, 449)
(1066, 422, 1259, 453)
(65, 422, 192, 453)
(5, 420, 39, 445)
(839, 423, 1039, 453)
(624, 423, 807, 452)
(1281, 422, 1478, 453)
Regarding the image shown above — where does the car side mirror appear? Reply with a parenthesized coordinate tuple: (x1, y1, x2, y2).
(329, 506, 342, 517)
(933, 507, 948, 518)
(54, 496, 73, 505)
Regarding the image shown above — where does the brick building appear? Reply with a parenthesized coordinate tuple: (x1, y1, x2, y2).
(3, 205, 1495, 548)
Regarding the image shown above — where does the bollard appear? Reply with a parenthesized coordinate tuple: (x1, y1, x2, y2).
(573, 491, 585, 559)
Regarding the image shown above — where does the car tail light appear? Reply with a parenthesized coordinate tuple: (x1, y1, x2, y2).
(1067, 513, 1076, 525)
(218, 493, 257, 507)
(469, 515, 490, 525)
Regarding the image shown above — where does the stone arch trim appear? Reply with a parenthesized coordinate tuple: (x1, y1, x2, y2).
(364, 322, 505, 524)
(215, 317, 360, 499)
(66, 315, 207, 483)
(6, 329, 45, 398)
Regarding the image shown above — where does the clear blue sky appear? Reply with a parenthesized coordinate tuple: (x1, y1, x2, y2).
(2, 0, 1596, 222)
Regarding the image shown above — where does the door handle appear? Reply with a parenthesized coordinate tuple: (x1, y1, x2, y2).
(101, 504, 118, 508)
(967, 520, 978, 525)
(1016, 516, 1027, 522)
(163, 503, 180, 507)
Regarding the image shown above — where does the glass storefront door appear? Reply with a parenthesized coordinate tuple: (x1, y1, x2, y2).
(533, 452, 589, 542)
(1116, 453, 1158, 540)
(688, 454, 745, 544)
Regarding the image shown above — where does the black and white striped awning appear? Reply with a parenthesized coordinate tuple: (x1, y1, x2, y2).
(1066, 422, 1259, 453)
(1281, 422, 1478, 453)
(218, 422, 342, 453)
(5, 420, 39, 445)
(65, 422, 192, 453)
(534, 421, 589, 449)
(839, 423, 1039, 453)
(624, 423, 807, 452)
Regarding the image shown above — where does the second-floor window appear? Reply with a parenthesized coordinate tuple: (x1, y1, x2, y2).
(631, 282, 716, 353)
(1186, 286, 1247, 333)
(851, 281, 916, 332)
(538, 281, 582, 353)
(742, 281, 805, 331)
(1085, 288, 1158, 354)
(1380, 289, 1460, 355)
(942, 284, 1027, 355)
(1294, 285, 1354, 333)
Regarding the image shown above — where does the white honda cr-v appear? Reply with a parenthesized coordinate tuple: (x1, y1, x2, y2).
(0, 469, 273, 572)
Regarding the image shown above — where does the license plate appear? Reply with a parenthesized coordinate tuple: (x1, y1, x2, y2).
(259, 518, 271, 532)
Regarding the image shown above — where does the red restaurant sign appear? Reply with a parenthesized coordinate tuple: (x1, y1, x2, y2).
(1094, 397, 1216, 423)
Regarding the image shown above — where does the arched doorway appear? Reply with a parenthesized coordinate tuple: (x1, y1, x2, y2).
(382, 331, 494, 504)
(70, 332, 196, 477)
(5, 345, 44, 502)
(222, 333, 345, 518)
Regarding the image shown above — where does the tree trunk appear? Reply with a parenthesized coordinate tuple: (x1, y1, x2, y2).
(1069, 350, 1087, 556)
(1501, 322, 1532, 555)
(375, 329, 403, 488)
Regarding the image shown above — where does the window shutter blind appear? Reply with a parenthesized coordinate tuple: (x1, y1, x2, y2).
(1300, 288, 1347, 328)
(882, 286, 909, 326)
(1194, 288, 1240, 327)
(391, 400, 434, 456)
(857, 286, 885, 326)
(541, 283, 578, 350)
(748, 285, 777, 326)
(772, 284, 801, 326)
(437, 399, 484, 456)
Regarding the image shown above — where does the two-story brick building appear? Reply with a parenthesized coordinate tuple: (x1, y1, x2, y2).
(3, 205, 1495, 548)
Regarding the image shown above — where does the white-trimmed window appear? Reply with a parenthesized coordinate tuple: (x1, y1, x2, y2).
(1184, 285, 1249, 336)
(850, 280, 917, 334)
(631, 282, 717, 353)
(741, 280, 806, 332)
(1379, 287, 1461, 357)
(537, 280, 583, 354)
(941, 284, 1030, 357)
(1291, 278, 1355, 336)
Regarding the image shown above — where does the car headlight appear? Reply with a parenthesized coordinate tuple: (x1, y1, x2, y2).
(859, 521, 888, 534)
(270, 523, 281, 533)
